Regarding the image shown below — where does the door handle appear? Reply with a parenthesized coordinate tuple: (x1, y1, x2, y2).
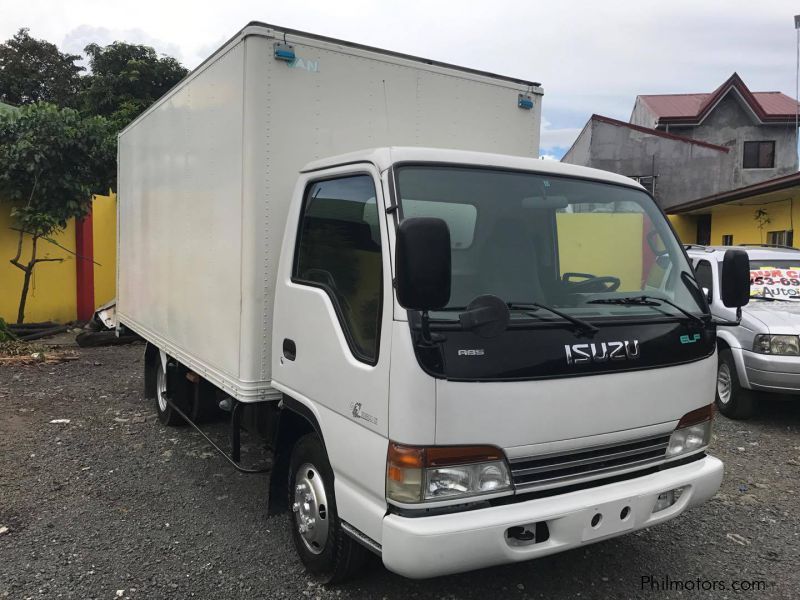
(283, 338, 297, 361)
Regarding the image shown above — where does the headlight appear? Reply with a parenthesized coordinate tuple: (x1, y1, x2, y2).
(753, 334, 800, 355)
(387, 443, 511, 503)
(666, 405, 713, 458)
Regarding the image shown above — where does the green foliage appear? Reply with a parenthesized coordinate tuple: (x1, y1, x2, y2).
(79, 41, 188, 130)
(0, 102, 114, 231)
(754, 208, 770, 229)
(0, 31, 187, 322)
(0, 28, 84, 107)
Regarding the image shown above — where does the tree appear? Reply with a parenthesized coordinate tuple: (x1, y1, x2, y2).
(79, 41, 188, 129)
(0, 28, 84, 107)
(0, 103, 113, 323)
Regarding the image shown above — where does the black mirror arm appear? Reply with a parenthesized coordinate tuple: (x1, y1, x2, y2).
(417, 311, 446, 346)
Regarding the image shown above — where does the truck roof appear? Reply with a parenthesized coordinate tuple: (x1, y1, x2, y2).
(241, 22, 541, 88)
(122, 22, 543, 137)
(301, 146, 646, 190)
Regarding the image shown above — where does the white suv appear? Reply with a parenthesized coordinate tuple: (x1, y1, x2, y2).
(686, 244, 800, 418)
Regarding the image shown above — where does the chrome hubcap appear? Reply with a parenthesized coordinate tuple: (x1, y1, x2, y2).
(717, 363, 732, 404)
(292, 463, 329, 554)
(156, 363, 168, 412)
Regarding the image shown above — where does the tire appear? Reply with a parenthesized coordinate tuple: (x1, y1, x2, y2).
(288, 433, 367, 583)
(76, 330, 140, 347)
(145, 354, 186, 426)
(716, 348, 756, 419)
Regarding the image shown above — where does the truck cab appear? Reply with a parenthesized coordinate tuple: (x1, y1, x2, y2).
(268, 147, 726, 579)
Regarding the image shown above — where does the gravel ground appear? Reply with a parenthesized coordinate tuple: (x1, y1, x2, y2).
(1, 343, 799, 599)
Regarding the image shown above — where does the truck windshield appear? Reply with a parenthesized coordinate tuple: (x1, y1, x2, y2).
(394, 166, 705, 323)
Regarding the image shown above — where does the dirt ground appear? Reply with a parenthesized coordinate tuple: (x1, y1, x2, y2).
(1, 342, 799, 599)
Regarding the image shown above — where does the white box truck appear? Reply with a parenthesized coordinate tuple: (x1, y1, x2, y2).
(118, 22, 749, 581)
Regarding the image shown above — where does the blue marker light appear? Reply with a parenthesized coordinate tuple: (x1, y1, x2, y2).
(518, 95, 534, 110)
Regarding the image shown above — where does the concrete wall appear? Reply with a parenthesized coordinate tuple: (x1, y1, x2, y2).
(0, 207, 78, 324)
(561, 119, 728, 211)
(92, 193, 117, 306)
(561, 121, 592, 165)
(670, 93, 799, 190)
(0, 193, 117, 323)
(709, 199, 798, 247)
(668, 214, 698, 244)
(629, 98, 658, 129)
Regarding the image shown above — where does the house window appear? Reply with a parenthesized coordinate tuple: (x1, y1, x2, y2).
(767, 230, 794, 247)
(743, 141, 775, 169)
(721, 234, 733, 245)
(630, 175, 656, 195)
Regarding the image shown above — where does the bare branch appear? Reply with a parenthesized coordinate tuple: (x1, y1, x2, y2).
(11, 228, 24, 264)
(26, 172, 40, 208)
(33, 257, 65, 264)
(10, 229, 26, 272)
(9, 227, 102, 266)
(33, 258, 64, 265)
(9, 259, 27, 272)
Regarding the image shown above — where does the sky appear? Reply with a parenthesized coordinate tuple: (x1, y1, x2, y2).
(1, 0, 798, 159)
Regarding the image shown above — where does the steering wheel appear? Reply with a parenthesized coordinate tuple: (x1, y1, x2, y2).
(566, 275, 621, 293)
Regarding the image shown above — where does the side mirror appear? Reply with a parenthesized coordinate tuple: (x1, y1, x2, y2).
(395, 217, 451, 310)
(721, 249, 750, 308)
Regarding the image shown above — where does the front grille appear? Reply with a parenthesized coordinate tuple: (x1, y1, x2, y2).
(510, 433, 671, 492)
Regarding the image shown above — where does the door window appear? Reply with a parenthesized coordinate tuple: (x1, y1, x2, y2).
(293, 175, 382, 363)
(694, 260, 713, 302)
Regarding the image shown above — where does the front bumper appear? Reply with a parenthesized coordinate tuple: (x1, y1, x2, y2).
(381, 455, 723, 579)
(740, 349, 800, 394)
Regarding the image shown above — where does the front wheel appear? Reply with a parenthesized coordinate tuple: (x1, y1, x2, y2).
(716, 349, 756, 419)
(288, 433, 367, 583)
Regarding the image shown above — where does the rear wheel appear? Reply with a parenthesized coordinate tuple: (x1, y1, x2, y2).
(145, 353, 186, 426)
(716, 348, 756, 419)
(288, 433, 367, 583)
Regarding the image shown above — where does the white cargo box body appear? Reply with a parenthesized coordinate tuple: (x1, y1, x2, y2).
(117, 22, 543, 402)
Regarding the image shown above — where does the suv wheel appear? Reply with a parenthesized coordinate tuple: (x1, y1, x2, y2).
(716, 348, 756, 419)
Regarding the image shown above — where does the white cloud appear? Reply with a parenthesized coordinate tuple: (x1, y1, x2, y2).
(539, 118, 584, 153)
(62, 25, 186, 67)
(1, 0, 797, 139)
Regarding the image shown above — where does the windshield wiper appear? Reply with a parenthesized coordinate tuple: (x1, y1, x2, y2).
(507, 302, 599, 336)
(587, 295, 706, 326)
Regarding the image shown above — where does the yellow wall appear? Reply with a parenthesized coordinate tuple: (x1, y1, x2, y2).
(710, 200, 798, 246)
(0, 207, 78, 323)
(557, 213, 644, 290)
(668, 214, 697, 244)
(1, 193, 117, 324)
(92, 193, 117, 306)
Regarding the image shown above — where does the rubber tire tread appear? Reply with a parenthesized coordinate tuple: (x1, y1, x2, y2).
(716, 348, 756, 419)
(288, 433, 367, 583)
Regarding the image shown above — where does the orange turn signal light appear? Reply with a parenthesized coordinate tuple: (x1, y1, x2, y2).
(677, 404, 714, 428)
(387, 442, 504, 471)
